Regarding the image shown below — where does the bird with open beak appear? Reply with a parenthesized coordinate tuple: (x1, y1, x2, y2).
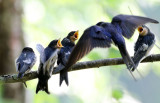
(62, 14, 158, 84)
(55, 31, 79, 86)
(130, 25, 155, 71)
(36, 39, 63, 94)
(15, 47, 36, 87)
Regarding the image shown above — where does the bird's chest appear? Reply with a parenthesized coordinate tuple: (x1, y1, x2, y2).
(135, 35, 155, 55)
(43, 50, 59, 76)
(63, 46, 73, 57)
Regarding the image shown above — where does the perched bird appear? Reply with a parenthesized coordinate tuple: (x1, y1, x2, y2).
(15, 47, 36, 78)
(130, 25, 155, 71)
(36, 39, 63, 94)
(56, 31, 79, 86)
(62, 14, 158, 84)
(15, 47, 36, 87)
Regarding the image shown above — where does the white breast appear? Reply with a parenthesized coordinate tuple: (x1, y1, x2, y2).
(146, 40, 155, 56)
(43, 49, 59, 75)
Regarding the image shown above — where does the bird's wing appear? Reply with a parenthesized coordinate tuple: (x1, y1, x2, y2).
(36, 44, 45, 54)
(21, 55, 34, 73)
(65, 25, 112, 70)
(15, 58, 20, 72)
(111, 14, 159, 39)
(27, 52, 37, 68)
(15, 53, 24, 72)
(134, 44, 148, 58)
(36, 44, 46, 64)
(31, 54, 37, 67)
(61, 48, 71, 65)
(19, 64, 30, 74)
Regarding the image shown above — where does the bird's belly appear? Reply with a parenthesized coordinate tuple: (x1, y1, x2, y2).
(43, 51, 58, 76)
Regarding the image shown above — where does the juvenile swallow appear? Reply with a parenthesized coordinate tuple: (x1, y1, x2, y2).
(63, 14, 158, 82)
(131, 25, 155, 71)
(36, 39, 63, 94)
(15, 47, 36, 78)
(56, 31, 79, 86)
(15, 47, 36, 87)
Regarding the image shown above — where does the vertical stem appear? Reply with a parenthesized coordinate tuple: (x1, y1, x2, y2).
(0, 0, 25, 102)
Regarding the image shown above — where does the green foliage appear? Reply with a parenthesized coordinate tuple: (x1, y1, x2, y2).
(0, 85, 3, 103)
(112, 89, 123, 101)
(34, 93, 59, 103)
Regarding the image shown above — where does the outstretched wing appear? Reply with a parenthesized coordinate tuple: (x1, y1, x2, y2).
(65, 25, 112, 70)
(111, 14, 159, 39)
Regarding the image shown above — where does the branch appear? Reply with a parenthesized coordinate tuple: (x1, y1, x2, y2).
(0, 54, 159, 84)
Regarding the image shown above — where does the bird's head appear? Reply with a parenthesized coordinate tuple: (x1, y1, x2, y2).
(48, 39, 63, 49)
(22, 47, 34, 52)
(138, 25, 149, 36)
(67, 30, 79, 42)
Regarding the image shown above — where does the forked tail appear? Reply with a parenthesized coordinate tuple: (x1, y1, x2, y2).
(59, 70, 69, 86)
(36, 78, 50, 94)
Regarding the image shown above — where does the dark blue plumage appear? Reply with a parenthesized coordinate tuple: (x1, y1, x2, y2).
(131, 25, 155, 71)
(56, 31, 78, 86)
(36, 39, 63, 94)
(97, 22, 135, 70)
(57, 38, 74, 65)
(95, 14, 158, 70)
(63, 14, 158, 83)
(44, 47, 57, 63)
(16, 47, 36, 78)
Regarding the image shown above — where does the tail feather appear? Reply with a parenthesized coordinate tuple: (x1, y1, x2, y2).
(118, 46, 135, 70)
(18, 73, 24, 78)
(36, 79, 50, 94)
(59, 70, 68, 86)
(131, 53, 145, 71)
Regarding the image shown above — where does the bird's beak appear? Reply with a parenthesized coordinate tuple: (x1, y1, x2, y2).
(138, 26, 143, 33)
(73, 30, 79, 40)
(57, 39, 63, 48)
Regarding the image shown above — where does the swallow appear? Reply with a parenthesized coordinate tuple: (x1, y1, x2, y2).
(56, 31, 79, 86)
(36, 39, 63, 94)
(15, 47, 36, 87)
(63, 14, 158, 81)
(130, 25, 155, 71)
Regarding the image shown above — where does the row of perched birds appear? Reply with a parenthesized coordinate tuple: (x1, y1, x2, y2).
(15, 14, 159, 94)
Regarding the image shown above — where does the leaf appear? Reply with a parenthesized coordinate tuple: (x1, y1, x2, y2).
(112, 89, 123, 101)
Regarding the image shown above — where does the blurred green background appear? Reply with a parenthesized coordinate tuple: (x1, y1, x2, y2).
(0, 0, 160, 103)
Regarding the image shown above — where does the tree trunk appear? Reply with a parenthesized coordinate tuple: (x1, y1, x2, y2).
(0, 0, 25, 103)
